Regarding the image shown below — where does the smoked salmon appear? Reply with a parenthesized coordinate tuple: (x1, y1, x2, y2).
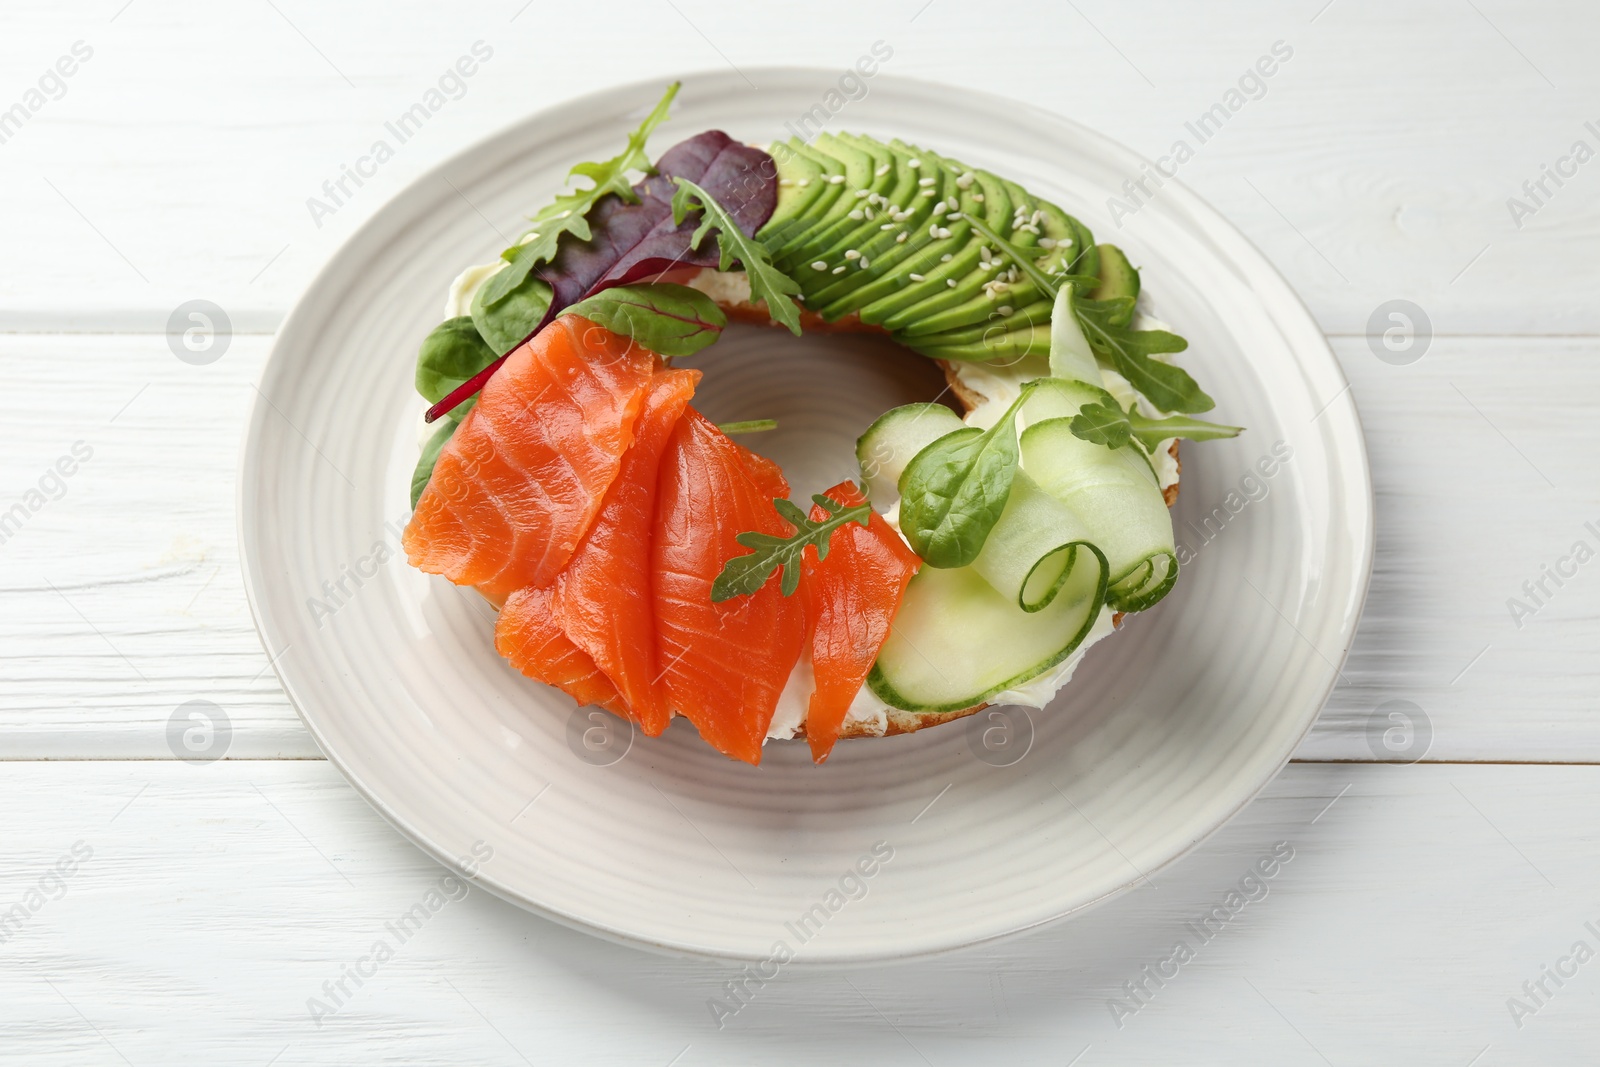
(495, 584, 625, 715)
(404, 316, 657, 602)
(801, 481, 921, 763)
(652, 408, 807, 764)
(551, 367, 700, 735)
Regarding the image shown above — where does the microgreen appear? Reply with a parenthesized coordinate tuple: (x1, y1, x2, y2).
(716, 419, 778, 434)
(564, 283, 726, 357)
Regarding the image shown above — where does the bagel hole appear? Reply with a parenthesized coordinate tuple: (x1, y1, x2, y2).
(677, 322, 958, 500)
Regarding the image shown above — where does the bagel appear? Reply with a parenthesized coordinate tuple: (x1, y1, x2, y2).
(404, 87, 1233, 765)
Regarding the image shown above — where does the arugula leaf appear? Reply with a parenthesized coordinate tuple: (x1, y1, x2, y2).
(415, 316, 497, 416)
(564, 282, 726, 357)
(716, 419, 777, 434)
(1074, 299, 1211, 414)
(898, 383, 1038, 569)
(1070, 397, 1243, 453)
(410, 420, 456, 508)
(671, 177, 804, 336)
(964, 215, 1213, 414)
(476, 82, 679, 312)
(711, 491, 872, 602)
(470, 273, 552, 356)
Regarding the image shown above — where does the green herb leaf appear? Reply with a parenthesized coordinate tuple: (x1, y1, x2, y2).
(670, 176, 805, 336)
(710, 491, 873, 602)
(1070, 397, 1243, 454)
(964, 215, 1213, 414)
(476, 82, 680, 312)
(716, 419, 778, 434)
(898, 383, 1037, 569)
(563, 282, 727, 357)
(470, 273, 552, 356)
(1074, 298, 1211, 414)
(414, 316, 498, 418)
(410, 420, 457, 508)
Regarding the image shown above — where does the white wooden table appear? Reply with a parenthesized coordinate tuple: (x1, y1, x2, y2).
(5, 1, 1597, 1062)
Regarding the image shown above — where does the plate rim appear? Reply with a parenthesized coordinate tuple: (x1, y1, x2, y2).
(238, 65, 1375, 962)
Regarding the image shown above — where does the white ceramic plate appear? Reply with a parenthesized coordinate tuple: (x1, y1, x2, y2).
(240, 69, 1372, 962)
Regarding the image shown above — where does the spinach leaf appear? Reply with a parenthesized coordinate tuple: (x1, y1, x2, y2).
(415, 316, 497, 419)
(564, 283, 726, 357)
(410, 420, 457, 508)
(898, 385, 1036, 568)
(471, 273, 552, 356)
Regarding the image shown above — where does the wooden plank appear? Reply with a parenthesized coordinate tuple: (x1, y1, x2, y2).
(0, 759, 1594, 1064)
(0, 0, 1595, 333)
(3, 333, 1597, 761)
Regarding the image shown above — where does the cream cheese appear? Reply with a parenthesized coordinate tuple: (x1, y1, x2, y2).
(444, 261, 506, 319)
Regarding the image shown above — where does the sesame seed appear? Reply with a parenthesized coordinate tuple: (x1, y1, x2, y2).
(896, 232, 907, 243)
(880, 223, 896, 230)
(859, 257, 870, 268)
(844, 249, 861, 260)
(971, 193, 984, 202)
(875, 163, 890, 177)
(855, 189, 870, 199)
(937, 227, 952, 239)
(848, 210, 864, 220)
(811, 261, 828, 271)
(920, 188, 936, 197)
(947, 279, 957, 288)
(999, 305, 1014, 316)
(1038, 237, 1057, 250)
(827, 174, 846, 185)
(941, 254, 953, 262)
(832, 265, 847, 274)
(979, 261, 994, 271)
(909, 273, 926, 282)
(955, 172, 975, 189)
(779, 179, 794, 187)
(980, 246, 993, 262)
(918, 176, 936, 187)
(908, 158, 922, 168)
(1032, 210, 1044, 225)
(797, 179, 810, 187)
(865, 207, 875, 220)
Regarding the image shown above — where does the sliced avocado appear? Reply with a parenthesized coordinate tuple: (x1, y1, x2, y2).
(758, 141, 826, 240)
(774, 132, 898, 276)
(909, 319, 1052, 362)
(804, 135, 952, 313)
(757, 139, 847, 257)
(808, 142, 958, 316)
(907, 298, 1052, 346)
(869, 159, 1015, 331)
(1088, 243, 1139, 326)
(789, 132, 906, 273)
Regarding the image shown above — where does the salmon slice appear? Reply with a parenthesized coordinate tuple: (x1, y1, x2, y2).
(552, 367, 700, 736)
(404, 316, 657, 602)
(652, 408, 807, 765)
(802, 481, 921, 763)
(495, 584, 624, 714)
